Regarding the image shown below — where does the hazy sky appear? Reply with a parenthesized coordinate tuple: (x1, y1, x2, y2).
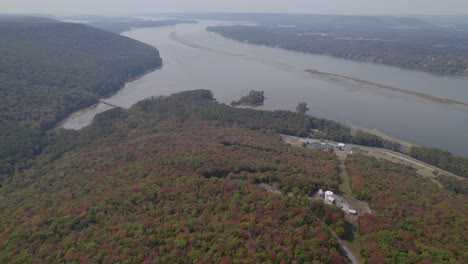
(2, 0, 468, 15)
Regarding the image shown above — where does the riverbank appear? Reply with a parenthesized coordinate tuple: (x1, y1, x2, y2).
(346, 122, 416, 150)
(305, 69, 468, 108)
(57, 65, 161, 130)
(58, 22, 468, 156)
(208, 24, 468, 76)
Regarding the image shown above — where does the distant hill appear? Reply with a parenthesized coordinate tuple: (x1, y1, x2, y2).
(170, 13, 434, 29)
(0, 17, 162, 183)
(208, 23, 468, 75)
(87, 19, 198, 34)
(52, 15, 198, 34)
(417, 15, 468, 28)
(325, 15, 430, 29)
(0, 15, 58, 24)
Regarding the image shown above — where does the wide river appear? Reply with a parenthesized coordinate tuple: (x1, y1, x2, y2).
(62, 20, 468, 157)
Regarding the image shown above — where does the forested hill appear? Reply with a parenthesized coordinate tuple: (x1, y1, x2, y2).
(0, 18, 161, 128)
(1, 90, 466, 262)
(0, 17, 162, 183)
(0, 90, 348, 263)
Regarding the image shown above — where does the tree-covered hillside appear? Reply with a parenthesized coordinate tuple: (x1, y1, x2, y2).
(0, 91, 347, 263)
(347, 155, 467, 263)
(0, 17, 162, 183)
(2, 90, 466, 262)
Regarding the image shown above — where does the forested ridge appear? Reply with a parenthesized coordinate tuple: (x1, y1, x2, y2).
(0, 91, 348, 263)
(0, 17, 162, 184)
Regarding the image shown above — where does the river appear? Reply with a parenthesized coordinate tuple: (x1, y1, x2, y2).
(61, 20, 468, 157)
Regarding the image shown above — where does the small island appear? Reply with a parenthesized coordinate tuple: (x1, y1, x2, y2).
(231, 90, 265, 107)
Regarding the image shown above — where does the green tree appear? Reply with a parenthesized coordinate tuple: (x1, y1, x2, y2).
(296, 102, 309, 115)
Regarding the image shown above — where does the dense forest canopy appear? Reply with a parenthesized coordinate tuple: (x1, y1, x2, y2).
(1, 89, 466, 262)
(1, 12, 467, 263)
(0, 90, 347, 263)
(0, 18, 161, 128)
(0, 17, 162, 184)
(347, 155, 467, 263)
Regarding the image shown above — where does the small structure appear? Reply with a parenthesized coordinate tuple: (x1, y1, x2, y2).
(324, 190, 335, 204)
(348, 209, 357, 215)
(318, 189, 324, 198)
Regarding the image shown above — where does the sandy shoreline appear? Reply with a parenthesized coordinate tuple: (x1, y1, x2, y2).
(305, 69, 468, 108)
(55, 65, 161, 130)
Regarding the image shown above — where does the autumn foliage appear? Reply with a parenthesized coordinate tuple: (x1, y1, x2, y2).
(347, 154, 468, 264)
(0, 92, 345, 263)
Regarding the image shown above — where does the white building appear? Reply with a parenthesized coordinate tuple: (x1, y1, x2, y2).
(324, 191, 335, 204)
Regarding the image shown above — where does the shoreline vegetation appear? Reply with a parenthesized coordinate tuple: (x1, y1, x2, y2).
(305, 69, 468, 107)
(207, 23, 468, 76)
(141, 90, 467, 178)
(347, 122, 415, 150)
(60, 64, 468, 178)
(231, 90, 266, 107)
(56, 65, 161, 130)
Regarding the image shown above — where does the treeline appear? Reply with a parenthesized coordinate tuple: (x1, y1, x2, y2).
(437, 174, 468, 194)
(44, 90, 351, 168)
(207, 25, 468, 75)
(351, 130, 401, 152)
(351, 131, 468, 177)
(133, 90, 351, 142)
(410, 146, 468, 178)
(231, 90, 265, 106)
(0, 18, 162, 185)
